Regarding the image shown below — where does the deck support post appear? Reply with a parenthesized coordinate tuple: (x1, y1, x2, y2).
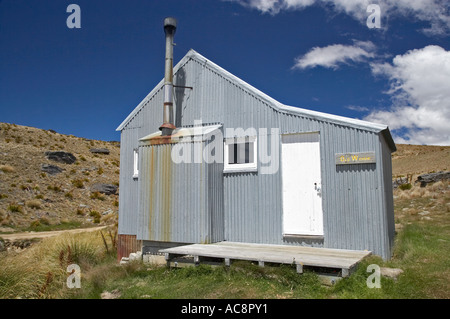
(224, 258, 231, 267)
(342, 268, 349, 278)
(194, 255, 200, 266)
(258, 261, 264, 268)
(164, 253, 171, 268)
(341, 265, 357, 278)
(296, 263, 303, 274)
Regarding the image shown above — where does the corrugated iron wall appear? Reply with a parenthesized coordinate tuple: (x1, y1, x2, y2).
(117, 85, 165, 236)
(137, 137, 224, 244)
(118, 53, 395, 259)
(208, 161, 225, 243)
(380, 134, 396, 258)
(118, 128, 141, 236)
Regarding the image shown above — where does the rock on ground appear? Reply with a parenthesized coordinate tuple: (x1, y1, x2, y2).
(89, 148, 110, 155)
(392, 177, 410, 189)
(90, 183, 118, 195)
(44, 151, 77, 164)
(380, 267, 404, 280)
(41, 164, 64, 175)
(101, 289, 121, 299)
(416, 171, 450, 187)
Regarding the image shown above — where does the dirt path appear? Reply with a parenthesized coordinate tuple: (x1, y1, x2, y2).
(0, 226, 107, 241)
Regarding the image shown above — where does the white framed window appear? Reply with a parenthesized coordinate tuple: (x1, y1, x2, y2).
(133, 149, 139, 179)
(223, 136, 257, 173)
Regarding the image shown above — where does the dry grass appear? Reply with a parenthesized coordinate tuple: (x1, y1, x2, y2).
(395, 180, 448, 200)
(0, 122, 120, 231)
(392, 144, 450, 177)
(26, 200, 42, 209)
(7, 203, 22, 213)
(0, 229, 109, 299)
(0, 164, 14, 173)
(394, 180, 449, 240)
(390, 178, 450, 299)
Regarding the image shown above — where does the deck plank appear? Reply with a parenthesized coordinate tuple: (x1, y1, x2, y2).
(160, 241, 371, 272)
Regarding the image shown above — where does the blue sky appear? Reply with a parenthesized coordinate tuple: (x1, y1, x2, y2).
(0, 0, 449, 144)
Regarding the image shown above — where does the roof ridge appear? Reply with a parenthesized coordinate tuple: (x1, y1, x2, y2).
(186, 50, 389, 132)
(117, 49, 390, 135)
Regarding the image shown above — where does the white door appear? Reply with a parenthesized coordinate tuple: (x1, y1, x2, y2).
(282, 133, 323, 236)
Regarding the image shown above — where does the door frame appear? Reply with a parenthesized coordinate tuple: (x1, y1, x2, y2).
(281, 132, 324, 237)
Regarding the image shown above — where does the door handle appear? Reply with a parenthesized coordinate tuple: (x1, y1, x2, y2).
(314, 183, 322, 195)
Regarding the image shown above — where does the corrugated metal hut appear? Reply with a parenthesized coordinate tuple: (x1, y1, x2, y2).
(116, 19, 396, 261)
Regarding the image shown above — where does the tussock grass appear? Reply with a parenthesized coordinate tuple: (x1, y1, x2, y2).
(0, 238, 65, 298)
(7, 203, 22, 213)
(0, 230, 111, 299)
(0, 165, 14, 173)
(89, 210, 101, 224)
(71, 179, 84, 189)
(26, 200, 41, 209)
(90, 192, 105, 201)
(396, 180, 448, 200)
(46, 185, 61, 193)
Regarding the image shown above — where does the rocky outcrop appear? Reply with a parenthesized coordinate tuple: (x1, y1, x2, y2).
(89, 148, 110, 155)
(0, 238, 35, 252)
(44, 151, 77, 164)
(120, 250, 142, 264)
(41, 164, 64, 175)
(90, 183, 118, 195)
(380, 267, 403, 280)
(101, 289, 121, 299)
(416, 171, 450, 187)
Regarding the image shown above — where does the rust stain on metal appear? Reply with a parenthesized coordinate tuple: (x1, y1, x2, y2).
(147, 130, 186, 145)
(146, 144, 173, 242)
(149, 135, 173, 145)
(159, 118, 176, 133)
(199, 160, 206, 243)
(162, 145, 172, 242)
(148, 146, 155, 240)
(117, 234, 142, 262)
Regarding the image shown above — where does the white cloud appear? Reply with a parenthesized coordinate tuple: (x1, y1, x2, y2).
(364, 45, 450, 145)
(230, 0, 314, 14)
(345, 105, 370, 112)
(240, 0, 280, 13)
(229, 0, 450, 35)
(294, 42, 450, 145)
(293, 41, 375, 69)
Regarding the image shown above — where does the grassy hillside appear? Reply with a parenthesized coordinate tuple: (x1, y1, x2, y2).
(0, 122, 120, 232)
(392, 144, 450, 177)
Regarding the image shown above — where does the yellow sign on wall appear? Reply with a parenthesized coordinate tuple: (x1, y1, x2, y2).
(335, 152, 376, 165)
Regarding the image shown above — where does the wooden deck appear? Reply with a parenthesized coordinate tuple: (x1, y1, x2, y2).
(160, 241, 371, 277)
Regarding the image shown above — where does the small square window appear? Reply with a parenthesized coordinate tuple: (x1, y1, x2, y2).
(224, 136, 257, 173)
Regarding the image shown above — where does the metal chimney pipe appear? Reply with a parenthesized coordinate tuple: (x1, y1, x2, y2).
(160, 17, 177, 136)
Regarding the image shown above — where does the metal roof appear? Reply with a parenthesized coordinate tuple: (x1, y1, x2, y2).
(116, 49, 395, 151)
(139, 124, 222, 144)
